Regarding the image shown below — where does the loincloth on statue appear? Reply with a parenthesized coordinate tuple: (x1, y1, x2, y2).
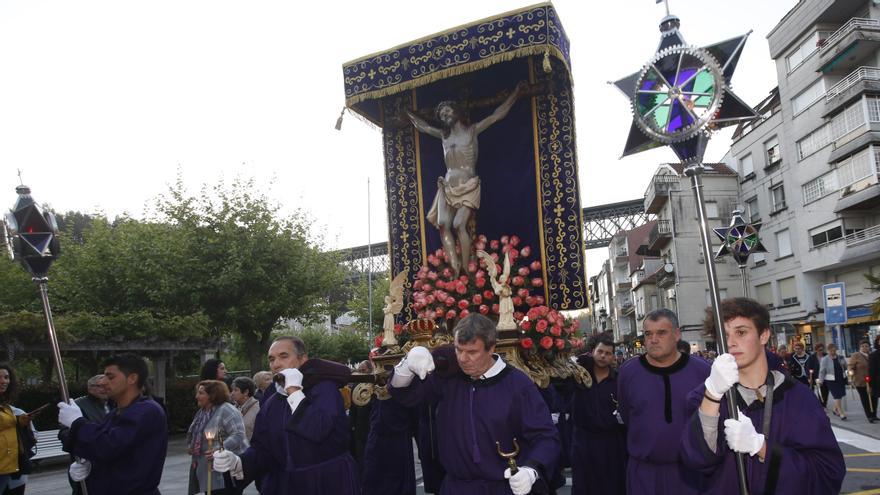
(427, 176, 480, 228)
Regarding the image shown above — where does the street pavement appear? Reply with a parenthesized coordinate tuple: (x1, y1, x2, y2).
(23, 398, 880, 495)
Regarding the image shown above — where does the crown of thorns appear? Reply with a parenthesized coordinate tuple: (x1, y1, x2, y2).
(434, 100, 462, 121)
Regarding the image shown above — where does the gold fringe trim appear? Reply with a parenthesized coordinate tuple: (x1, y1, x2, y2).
(345, 44, 570, 112)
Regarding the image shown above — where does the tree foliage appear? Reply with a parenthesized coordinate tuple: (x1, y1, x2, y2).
(346, 275, 389, 333)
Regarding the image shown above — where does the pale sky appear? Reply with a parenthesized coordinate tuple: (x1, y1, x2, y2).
(0, 0, 796, 280)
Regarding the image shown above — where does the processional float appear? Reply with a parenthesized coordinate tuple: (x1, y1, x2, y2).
(611, 6, 760, 495)
(340, 3, 593, 404)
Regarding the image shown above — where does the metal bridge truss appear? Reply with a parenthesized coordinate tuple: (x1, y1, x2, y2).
(337, 199, 650, 272)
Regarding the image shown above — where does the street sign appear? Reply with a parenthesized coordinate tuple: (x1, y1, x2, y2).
(823, 282, 847, 325)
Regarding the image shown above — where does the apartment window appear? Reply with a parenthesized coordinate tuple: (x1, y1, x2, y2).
(838, 270, 866, 296)
(752, 252, 767, 266)
(831, 100, 866, 142)
(740, 153, 754, 177)
(802, 170, 838, 204)
(705, 288, 728, 307)
(776, 229, 792, 258)
(705, 201, 719, 218)
(770, 183, 786, 212)
(765, 136, 781, 166)
(745, 197, 759, 222)
(797, 124, 831, 160)
(835, 148, 874, 189)
(779, 277, 798, 306)
(792, 79, 825, 115)
(810, 222, 844, 248)
(755, 282, 774, 308)
(867, 95, 880, 122)
(786, 32, 822, 73)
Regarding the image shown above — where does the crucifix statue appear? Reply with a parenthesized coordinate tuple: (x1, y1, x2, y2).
(404, 81, 526, 274)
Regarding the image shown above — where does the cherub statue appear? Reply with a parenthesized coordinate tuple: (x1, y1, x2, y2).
(382, 270, 408, 346)
(476, 250, 516, 330)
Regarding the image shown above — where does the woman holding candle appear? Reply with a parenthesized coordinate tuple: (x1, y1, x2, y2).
(187, 380, 248, 495)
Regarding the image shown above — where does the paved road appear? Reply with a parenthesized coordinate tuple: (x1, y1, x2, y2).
(24, 412, 880, 495)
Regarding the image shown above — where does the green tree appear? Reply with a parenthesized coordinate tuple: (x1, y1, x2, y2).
(347, 275, 389, 333)
(154, 177, 344, 371)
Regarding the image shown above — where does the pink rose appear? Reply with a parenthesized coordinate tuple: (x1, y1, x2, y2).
(446, 310, 457, 320)
(530, 260, 541, 271)
(500, 235, 509, 245)
(518, 267, 530, 277)
(475, 277, 486, 289)
(459, 309, 470, 319)
(536, 320, 548, 333)
(472, 294, 483, 305)
(510, 235, 520, 247)
(521, 320, 532, 330)
(550, 326, 562, 337)
(531, 277, 543, 287)
(458, 299, 469, 310)
(512, 276, 524, 287)
(521, 246, 532, 258)
(521, 338, 534, 349)
(555, 338, 565, 350)
(525, 296, 536, 307)
(517, 288, 529, 299)
(540, 336, 553, 350)
(512, 296, 522, 306)
(479, 304, 490, 315)
(491, 304, 500, 315)
(490, 240, 500, 250)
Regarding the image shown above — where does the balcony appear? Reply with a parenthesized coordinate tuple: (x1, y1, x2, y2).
(824, 67, 880, 115)
(657, 264, 675, 288)
(845, 223, 880, 247)
(647, 219, 673, 250)
(644, 175, 679, 214)
(835, 180, 880, 212)
(819, 18, 880, 74)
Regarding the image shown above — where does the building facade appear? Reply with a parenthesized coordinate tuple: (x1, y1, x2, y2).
(643, 163, 746, 350)
(728, 0, 880, 352)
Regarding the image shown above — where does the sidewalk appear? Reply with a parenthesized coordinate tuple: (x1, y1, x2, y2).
(824, 395, 880, 442)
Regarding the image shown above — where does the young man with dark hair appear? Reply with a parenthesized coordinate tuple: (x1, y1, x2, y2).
(617, 308, 710, 494)
(58, 353, 168, 495)
(389, 313, 560, 495)
(570, 334, 626, 494)
(681, 298, 845, 493)
(213, 335, 359, 494)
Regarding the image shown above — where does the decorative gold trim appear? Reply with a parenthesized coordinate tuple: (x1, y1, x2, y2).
(345, 45, 571, 110)
(529, 56, 550, 304)
(412, 89, 428, 266)
(341, 2, 556, 67)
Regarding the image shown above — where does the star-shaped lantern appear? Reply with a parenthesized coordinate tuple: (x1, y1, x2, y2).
(613, 15, 758, 162)
(712, 209, 767, 267)
(4, 185, 61, 278)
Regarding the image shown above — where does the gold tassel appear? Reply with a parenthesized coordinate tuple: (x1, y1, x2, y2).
(335, 107, 346, 131)
(542, 50, 552, 73)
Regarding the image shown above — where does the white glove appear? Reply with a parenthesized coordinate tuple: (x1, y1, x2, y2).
(705, 353, 739, 399)
(390, 346, 435, 388)
(279, 368, 303, 393)
(69, 459, 91, 482)
(504, 466, 538, 495)
(58, 400, 84, 428)
(724, 409, 765, 456)
(212, 450, 244, 479)
(405, 346, 435, 379)
(287, 390, 306, 414)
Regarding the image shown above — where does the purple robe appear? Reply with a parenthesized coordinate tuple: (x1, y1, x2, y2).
(416, 402, 446, 494)
(362, 398, 417, 495)
(63, 396, 167, 495)
(617, 353, 710, 494)
(390, 360, 560, 495)
(240, 379, 359, 495)
(570, 365, 626, 495)
(681, 375, 845, 494)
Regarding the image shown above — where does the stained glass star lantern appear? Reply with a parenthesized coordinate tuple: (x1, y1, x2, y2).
(4, 185, 61, 277)
(613, 15, 758, 162)
(713, 209, 767, 267)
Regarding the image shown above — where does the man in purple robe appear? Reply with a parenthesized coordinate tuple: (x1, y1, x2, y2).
(58, 353, 167, 495)
(213, 336, 359, 494)
(681, 298, 845, 494)
(390, 314, 560, 495)
(570, 334, 626, 494)
(362, 396, 418, 495)
(617, 308, 710, 494)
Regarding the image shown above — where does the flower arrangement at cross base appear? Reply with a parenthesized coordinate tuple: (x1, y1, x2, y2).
(518, 306, 584, 359)
(411, 234, 545, 322)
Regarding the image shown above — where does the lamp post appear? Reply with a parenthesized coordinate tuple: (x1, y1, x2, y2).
(3, 184, 88, 494)
(612, 10, 758, 495)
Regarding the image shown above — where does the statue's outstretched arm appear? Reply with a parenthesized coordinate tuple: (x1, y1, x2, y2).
(405, 109, 443, 139)
(475, 81, 527, 134)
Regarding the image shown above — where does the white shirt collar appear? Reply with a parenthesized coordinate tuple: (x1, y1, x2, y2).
(475, 354, 506, 380)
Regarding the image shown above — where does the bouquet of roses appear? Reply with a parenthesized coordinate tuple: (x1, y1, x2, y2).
(410, 234, 545, 322)
(518, 305, 582, 358)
